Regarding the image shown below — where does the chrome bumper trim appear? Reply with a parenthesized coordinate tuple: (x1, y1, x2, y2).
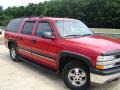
(90, 73, 120, 84)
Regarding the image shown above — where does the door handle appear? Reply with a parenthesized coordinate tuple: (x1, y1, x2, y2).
(32, 40, 36, 43)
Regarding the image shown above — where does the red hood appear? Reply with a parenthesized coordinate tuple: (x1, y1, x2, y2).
(65, 35, 120, 53)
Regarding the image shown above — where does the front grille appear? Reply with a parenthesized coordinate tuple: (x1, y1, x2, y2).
(115, 54, 120, 59)
(115, 62, 120, 66)
(114, 54, 120, 67)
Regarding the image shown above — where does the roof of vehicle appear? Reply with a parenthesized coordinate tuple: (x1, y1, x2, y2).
(20, 16, 76, 21)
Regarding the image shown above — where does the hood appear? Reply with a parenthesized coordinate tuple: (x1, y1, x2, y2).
(64, 35, 120, 53)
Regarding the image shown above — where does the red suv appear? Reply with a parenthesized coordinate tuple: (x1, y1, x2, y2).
(4, 17, 120, 90)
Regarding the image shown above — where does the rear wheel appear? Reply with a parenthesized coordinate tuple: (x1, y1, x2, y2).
(10, 45, 21, 62)
(62, 61, 90, 90)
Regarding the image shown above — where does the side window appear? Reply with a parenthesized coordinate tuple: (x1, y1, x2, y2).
(36, 22, 53, 37)
(7, 19, 22, 32)
(22, 21, 35, 35)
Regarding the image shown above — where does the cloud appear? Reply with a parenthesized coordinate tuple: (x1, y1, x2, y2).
(0, 0, 49, 9)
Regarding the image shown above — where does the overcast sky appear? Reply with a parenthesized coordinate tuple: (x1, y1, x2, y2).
(0, 0, 49, 9)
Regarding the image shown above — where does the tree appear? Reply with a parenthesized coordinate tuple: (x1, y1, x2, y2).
(0, 6, 3, 25)
(0, 0, 120, 28)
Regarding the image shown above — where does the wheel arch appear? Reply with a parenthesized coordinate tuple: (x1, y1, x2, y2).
(8, 39, 17, 49)
(58, 51, 93, 73)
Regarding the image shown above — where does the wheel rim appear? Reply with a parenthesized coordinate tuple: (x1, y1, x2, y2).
(11, 48, 16, 59)
(68, 68, 86, 86)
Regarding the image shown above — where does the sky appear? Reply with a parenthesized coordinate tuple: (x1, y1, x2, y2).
(0, 0, 49, 9)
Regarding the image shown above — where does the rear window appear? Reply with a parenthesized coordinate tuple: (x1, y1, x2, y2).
(6, 19, 22, 32)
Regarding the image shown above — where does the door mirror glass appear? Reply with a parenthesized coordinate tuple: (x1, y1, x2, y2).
(42, 32, 55, 39)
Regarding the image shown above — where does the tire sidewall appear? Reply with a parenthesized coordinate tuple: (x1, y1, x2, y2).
(10, 45, 19, 61)
(62, 62, 90, 90)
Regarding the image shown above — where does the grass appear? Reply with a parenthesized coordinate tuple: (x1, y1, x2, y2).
(90, 28, 120, 39)
(91, 28, 120, 34)
(0, 26, 6, 30)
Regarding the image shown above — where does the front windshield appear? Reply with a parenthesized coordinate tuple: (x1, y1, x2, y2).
(55, 19, 93, 38)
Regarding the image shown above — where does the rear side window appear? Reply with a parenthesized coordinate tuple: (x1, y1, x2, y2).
(7, 19, 22, 32)
(22, 21, 35, 35)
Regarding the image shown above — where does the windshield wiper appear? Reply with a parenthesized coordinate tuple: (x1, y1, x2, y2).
(82, 34, 93, 37)
(65, 35, 81, 37)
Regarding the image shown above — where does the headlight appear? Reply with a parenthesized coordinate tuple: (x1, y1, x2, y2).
(96, 55, 115, 69)
(97, 55, 115, 61)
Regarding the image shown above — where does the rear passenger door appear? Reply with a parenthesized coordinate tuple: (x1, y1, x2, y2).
(18, 21, 35, 58)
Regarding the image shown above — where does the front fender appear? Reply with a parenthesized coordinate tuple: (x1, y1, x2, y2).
(58, 51, 93, 67)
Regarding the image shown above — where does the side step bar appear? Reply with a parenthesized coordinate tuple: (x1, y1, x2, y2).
(18, 56, 57, 75)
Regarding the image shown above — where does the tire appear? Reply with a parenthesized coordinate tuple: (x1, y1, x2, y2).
(10, 44, 21, 62)
(62, 61, 90, 90)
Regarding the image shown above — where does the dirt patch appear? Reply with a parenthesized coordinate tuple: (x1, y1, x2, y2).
(0, 30, 5, 44)
(0, 37, 4, 44)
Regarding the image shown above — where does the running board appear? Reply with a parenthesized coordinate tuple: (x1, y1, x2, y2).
(18, 56, 58, 75)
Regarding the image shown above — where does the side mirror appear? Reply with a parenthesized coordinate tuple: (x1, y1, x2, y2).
(42, 32, 55, 39)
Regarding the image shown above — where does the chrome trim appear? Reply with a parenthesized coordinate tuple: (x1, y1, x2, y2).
(32, 53, 55, 62)
(90, 73, 120, 84)
(19, 48, 31, 54)
(19, 48, 55, 62)
(97, 58, 120, 65)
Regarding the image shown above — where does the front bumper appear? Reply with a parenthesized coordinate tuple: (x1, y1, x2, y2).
(90, 73, 120, 84)
(90, 67, 120, 84)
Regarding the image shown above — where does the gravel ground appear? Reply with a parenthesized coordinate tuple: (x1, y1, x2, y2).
(0, 45, 68, 90)
(0, 30, 4, 44)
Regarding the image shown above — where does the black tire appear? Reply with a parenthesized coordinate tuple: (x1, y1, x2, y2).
(10, 44, 21, 62)
(62, 61, 90, 90)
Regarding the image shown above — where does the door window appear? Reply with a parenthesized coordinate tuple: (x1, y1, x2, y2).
(22, 21, 35, 35)
(36, 22, 53, 37)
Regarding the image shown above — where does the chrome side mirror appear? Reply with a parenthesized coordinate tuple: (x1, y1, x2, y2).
(42, 32, 55, 39)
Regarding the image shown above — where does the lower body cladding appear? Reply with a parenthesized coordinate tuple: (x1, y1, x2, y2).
(90, 67, 120, 84)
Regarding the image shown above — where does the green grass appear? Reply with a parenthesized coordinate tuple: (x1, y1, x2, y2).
(0, 26, 6, 30)
(91, 28, 120, 34)
(91, 28, 120, 39)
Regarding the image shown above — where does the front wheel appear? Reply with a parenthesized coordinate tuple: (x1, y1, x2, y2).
(62, 61, 90, 90)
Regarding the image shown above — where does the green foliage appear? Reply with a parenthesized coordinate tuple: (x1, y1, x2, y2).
(0, 0, 120, 28)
